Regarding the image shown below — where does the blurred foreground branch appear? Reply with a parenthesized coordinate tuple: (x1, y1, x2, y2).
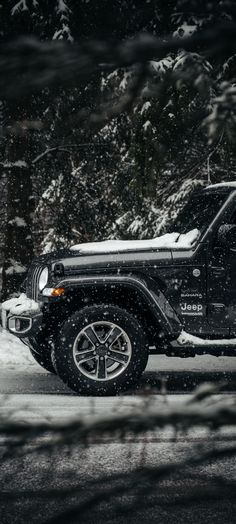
(0, 23, 235, 100)
(0, 387, 235, 522)
(0, 387, 235, 456)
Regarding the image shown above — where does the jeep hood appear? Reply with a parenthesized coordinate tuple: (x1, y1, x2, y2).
(69, 229, 199, 255)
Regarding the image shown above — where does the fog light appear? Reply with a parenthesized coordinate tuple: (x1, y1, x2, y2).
(15, 318, 21, 331)
(8, 316, 32, 333)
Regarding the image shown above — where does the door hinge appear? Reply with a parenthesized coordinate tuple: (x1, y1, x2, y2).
(210, 266, 226, 277)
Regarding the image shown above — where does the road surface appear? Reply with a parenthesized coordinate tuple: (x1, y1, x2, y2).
(0, 330, 235, 523)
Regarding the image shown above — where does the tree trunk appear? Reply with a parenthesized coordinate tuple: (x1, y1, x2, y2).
(1, 134, 34, 300)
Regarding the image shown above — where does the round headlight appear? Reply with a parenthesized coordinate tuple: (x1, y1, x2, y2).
(38, 267, 49, 291)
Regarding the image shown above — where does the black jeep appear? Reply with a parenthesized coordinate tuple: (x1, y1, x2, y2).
(2, 182, 236, 395)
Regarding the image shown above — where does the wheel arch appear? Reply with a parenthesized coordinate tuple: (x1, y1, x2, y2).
(51, 275, 182, 345)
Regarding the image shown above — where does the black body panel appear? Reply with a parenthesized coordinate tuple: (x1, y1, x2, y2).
(5, 184, 236, 354)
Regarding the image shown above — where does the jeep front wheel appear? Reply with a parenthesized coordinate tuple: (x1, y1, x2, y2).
(53, 305, 149, 395)
(28, 336, 56, 374)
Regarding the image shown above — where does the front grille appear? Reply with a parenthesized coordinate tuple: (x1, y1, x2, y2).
(26, 264, 42, 301)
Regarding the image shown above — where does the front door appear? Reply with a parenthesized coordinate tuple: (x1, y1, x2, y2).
(166, 244, 208, 334)
(207, 214, 236, 334)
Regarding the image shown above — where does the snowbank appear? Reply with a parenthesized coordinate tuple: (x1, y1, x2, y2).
(70, 229, 199, 254)
(0, 329, 36, 368)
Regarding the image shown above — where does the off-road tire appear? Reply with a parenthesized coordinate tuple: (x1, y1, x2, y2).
(28, 337, 56, 374)
(52, 304, 149, 395)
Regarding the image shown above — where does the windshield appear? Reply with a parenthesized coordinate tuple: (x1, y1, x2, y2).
(166, 191, 228, 237)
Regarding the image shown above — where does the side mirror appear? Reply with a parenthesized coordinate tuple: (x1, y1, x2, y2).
(217, 224, 236, 249)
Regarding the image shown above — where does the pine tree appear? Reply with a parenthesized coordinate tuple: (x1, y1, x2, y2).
(1, 0, 236, 296)
(0, 0, 75, 296)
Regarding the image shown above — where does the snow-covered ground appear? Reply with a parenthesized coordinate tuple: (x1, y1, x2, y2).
(1, 328, 236, 373)
(0, 339, 235, 524)
(0, 328, 37, 369)
(0, 328, 235, 427)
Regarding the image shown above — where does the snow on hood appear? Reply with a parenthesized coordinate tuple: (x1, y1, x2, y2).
(70, 229, 199, 254)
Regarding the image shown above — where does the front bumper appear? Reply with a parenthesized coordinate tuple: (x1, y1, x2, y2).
(1, 294, 43, 338)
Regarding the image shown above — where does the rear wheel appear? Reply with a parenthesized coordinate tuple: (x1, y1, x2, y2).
(53, 304, 149, 395)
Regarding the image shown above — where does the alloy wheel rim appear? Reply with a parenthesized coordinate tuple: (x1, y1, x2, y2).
(72, 321, 132, 381)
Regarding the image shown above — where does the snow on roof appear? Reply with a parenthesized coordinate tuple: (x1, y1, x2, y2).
(70, 229, 199, 254)
(205, 181, 236, 189)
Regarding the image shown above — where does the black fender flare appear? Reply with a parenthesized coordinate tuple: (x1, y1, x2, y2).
(56, 274, 182, 337)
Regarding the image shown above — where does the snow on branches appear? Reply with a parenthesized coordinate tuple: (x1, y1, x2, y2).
(53, 0, 73, 42)
(204, 84, 236, 143)
(11, 0, 29, 16)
